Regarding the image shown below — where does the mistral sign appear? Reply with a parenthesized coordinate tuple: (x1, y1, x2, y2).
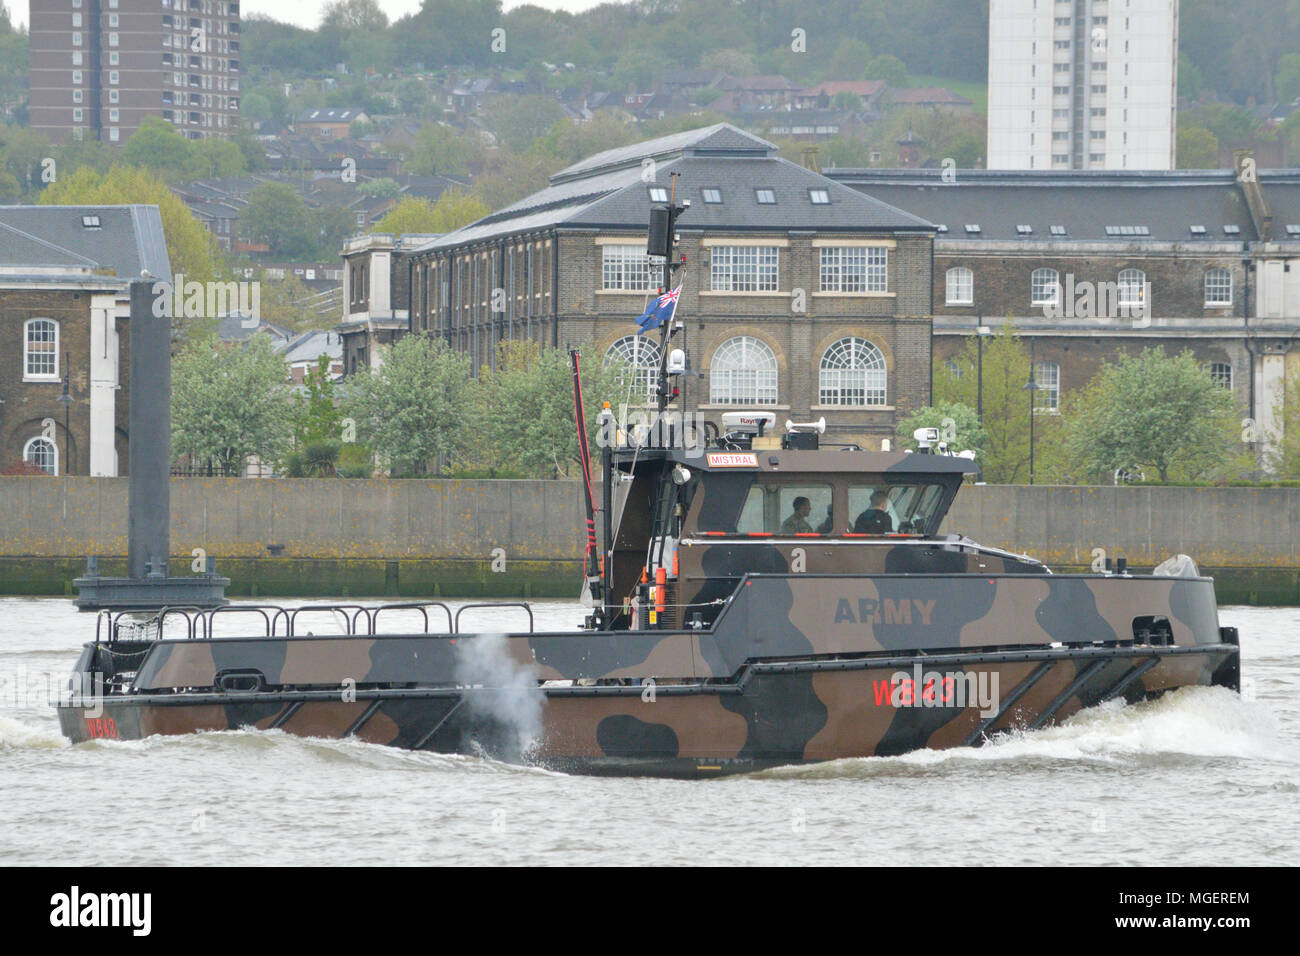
(151, 275, 261, 326)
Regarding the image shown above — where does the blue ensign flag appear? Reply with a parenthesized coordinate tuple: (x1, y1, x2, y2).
(635, 285, 681, 334)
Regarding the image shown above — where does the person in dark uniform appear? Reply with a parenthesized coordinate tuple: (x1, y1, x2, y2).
(853, 490, 893, 534)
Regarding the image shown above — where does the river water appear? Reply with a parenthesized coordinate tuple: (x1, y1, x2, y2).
(1, 597, 1295, 866)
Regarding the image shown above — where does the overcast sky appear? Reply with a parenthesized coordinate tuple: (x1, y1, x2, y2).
(11, 1, 610, 31)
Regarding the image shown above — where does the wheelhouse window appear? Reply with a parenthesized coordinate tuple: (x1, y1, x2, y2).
(1031, 268, 1059, 307)
(24, 319, 59, 380)
(604, 335, 660, 405)
(24, 437, 58, 476)
(819, 337, 886, 406)
(847, 483, 946, 536)
(1204, 268, 1232, 306)
(710, 245, 779, 292)
(710, 335, 778, 405)
(819, 246, 887, 293)
(736, 483, 833, 535)
(945, 266, 973, 305)
(601, 244, 657, 291)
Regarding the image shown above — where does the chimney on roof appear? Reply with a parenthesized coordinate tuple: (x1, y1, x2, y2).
(1235, 149, 1273, 242)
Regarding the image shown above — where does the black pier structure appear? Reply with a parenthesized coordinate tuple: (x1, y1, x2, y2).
(74, 279, 229, 611)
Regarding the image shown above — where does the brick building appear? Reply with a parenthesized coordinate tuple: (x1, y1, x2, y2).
(824, 163, 1300, 457)
(0, 204, 171, 476)
(29, 0, 241, 145)
(371, 124, 938, 447)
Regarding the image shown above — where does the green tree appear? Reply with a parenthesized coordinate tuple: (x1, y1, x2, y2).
(243, 182, 316, 258)
(358, 177, 401, 199)
(1177, 124, 1220, 168)
(1265, 369, 1300, 478)
(39, 165, 222, 282)
(371, 189, 488, 235)
(896, 402, 987, 461)
(184, 138, 248, 180)
(864, 54, 909, 88)
(934, 327, 1033, 484)
(395, 78, 430, 115)
(171, 332, 292, 475)
(292, 354, 344, 447)
(1277, 53, 1300, 103)
(121, 116, 194, 179)
(1065, 349, 1241, 483)
(344, 334, 473, 476)
(482, 94, 569, 153)
(467, 341, 629, 479)
(404, 123, 485, 178)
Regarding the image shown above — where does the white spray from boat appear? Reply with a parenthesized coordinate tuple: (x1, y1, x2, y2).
(452, 633, 544, 761)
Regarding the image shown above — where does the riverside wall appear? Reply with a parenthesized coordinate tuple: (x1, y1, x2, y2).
(1, 478, 1297, 603)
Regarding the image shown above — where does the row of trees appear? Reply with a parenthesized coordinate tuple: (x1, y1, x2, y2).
(171, 334, 632, 480)
(897, 328, 1291, 485)
(241, 0, 1300, 112)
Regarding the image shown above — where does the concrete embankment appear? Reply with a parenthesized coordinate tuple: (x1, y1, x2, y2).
(1, 478, 1297, 604)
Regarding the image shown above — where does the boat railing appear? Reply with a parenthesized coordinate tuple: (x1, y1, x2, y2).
(454, 602, 535, 634)
(100, 601, 529, 641)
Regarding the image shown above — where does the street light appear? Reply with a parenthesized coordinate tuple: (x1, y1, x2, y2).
(1021, 339, 1038, 485)
(57, 352, 73, 476)
(976, 317, 992, 422)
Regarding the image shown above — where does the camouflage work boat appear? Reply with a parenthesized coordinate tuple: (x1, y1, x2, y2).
(56, 185, 1239, 776)
(56, 415, 1240, 777)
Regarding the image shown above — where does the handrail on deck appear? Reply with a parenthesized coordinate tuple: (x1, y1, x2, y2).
(453, 602, 534, 634)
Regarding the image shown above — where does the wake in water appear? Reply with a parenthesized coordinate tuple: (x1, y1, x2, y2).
(755, 685, 1294, 779)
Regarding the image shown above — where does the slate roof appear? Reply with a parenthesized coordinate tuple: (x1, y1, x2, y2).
(822, 168, 1269, 242)
(409, 124, 933, 252)
(0, 204, 171, 278)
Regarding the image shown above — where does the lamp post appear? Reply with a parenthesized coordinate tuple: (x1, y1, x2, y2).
(1021, 339, 1037, 485)
(57, 352, 73, 476)
(976, 316, 991, 422)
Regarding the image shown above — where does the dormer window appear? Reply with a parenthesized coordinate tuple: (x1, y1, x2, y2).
(701, 188, 722, 204)
(755, 188, 776, 204)
(81, 215, 100, 228)
(808, 188, 830, 205)
(647, 187, 668, 203)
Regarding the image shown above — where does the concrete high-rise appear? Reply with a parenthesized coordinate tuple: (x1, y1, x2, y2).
(29, 0, 241, 146)
(988, 0, 1178, 170)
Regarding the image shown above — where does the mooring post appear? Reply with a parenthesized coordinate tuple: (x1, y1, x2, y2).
(127, 279, 171, 581)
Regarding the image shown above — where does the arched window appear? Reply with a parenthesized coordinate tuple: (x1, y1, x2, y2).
(945, 267, 973, 305)
(24, 319, 59, 379)
(1117, 268, 1146, 308)
(1204, 268, 1232, 306)
(24, 437, 58, 476)
(604, 335, 661, 405)
(1204, 362, 1232, 390)
(1034, 360, 1060, 412)
(820, 337, 887, 406)
(1031, 268, 1059, 306)
(710, 336, 778, 405)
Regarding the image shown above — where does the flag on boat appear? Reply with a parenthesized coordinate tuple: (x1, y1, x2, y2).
(635, 285, 681, 334)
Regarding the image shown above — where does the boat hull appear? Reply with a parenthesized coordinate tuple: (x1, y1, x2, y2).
(57, 642, 1238, 777)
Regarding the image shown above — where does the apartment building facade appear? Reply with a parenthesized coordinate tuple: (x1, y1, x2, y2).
(29, 0, 241, 146)
(988, 0, 1179, 170)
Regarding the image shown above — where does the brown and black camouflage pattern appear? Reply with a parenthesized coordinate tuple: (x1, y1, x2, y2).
(57, 572, 1238, 777)
(56, 445, 1240, 776)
